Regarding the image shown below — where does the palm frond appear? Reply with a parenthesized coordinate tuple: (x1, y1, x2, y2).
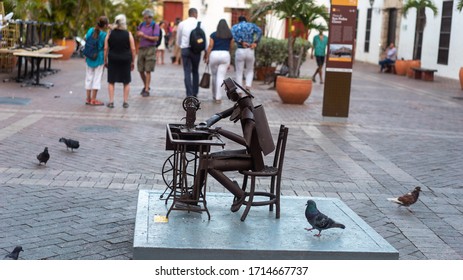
(457, 0, 463, 12)
(402, 0, 439, 18)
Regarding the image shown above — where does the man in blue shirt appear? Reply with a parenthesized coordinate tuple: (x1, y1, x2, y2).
(311, 30, 328, 84)
(231, 16, 262, 91)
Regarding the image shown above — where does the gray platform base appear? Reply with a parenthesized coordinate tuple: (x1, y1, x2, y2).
(133, 191, 398, 260)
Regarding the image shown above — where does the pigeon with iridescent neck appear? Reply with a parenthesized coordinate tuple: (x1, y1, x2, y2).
(304, 200, 345, 237)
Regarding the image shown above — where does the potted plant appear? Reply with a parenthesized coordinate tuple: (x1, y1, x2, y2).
(253, 0, 329, 104)
(458, 0, 463, 89)
(402, 0, 438, 77)
(43, 0, 115, 60)
(254, 37, 286, 81)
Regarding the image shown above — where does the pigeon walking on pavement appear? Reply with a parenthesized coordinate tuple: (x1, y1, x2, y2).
(4, 246, 23, 260)
(59, 137, 80, 151)
(37, 147, 50, 165)
(304, 200, 345, 237)
(387, 186, 421, 212)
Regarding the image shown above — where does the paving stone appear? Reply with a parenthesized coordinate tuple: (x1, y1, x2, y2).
(1, 58, 463, 260)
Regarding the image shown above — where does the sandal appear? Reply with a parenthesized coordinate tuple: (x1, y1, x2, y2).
(85, 98, 91, 105)
(106, 102, 114, 108)
(123, 102, 129, 108)
(90, 99, 104, 106)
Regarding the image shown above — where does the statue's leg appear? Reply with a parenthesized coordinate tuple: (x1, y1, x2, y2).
(208, 169, 244, 197)
(207, 157, 252, 212)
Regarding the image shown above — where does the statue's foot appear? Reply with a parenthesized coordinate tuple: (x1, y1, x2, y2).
(230, 195, 246, 212)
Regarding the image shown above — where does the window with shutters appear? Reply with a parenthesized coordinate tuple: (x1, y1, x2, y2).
(364, 8, 372, 53)
(437, 1, 453, 65)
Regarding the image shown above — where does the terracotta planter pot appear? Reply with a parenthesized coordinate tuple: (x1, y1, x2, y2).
(394, 60, 407, 76)
(406, 60, 421, 78)
(255, 66, 276, 81)
(459, 67, 463, 90)
(53, 39, 76, 60)
(275, 76, 312, 104)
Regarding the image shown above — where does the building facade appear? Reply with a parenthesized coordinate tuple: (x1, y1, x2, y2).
(154, 0, 462, 80)
(354, 0, 463, 79)
(154, 0, 250, 37)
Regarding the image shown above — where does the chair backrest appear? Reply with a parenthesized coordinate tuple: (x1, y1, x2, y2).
(272, 125, 289, 176)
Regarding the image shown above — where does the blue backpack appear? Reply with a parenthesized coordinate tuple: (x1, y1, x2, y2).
(83, 31, 99, 60)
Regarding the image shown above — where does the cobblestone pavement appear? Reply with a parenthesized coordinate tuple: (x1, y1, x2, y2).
(1, 53, 463, 260)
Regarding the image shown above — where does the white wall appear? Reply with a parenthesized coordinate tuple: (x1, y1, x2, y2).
(398, 1, 463, 79)
(447, 2, 463, 79)
(355, 0, 385, 64)
(188, 0, 463, 79)
(192, 0, 248, 37)
(357, 0, 463, 79)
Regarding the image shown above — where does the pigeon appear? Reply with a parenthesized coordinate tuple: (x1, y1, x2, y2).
(387, 186, 421, 211)
(59, 137, 80, 151)
(4, 246, 23, 260)
(37, 147, 50, 165)
(304, 200, 345, 237)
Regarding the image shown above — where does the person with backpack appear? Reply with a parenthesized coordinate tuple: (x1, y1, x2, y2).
(176, 8, 207, 97)
(84, 16, 109, 106)
(136, 9, 160, 97)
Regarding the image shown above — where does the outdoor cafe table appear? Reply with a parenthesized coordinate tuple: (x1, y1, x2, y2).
(13, 50, 62, 88)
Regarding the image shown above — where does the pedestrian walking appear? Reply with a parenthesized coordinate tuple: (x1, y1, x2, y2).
(230, 16, 262, 91)
(136, 9, 160, 97)
(156, 21, 166, 65)
(104, 14, 136, 109)
(311, 30, 328, 84)
(170, 18, 181, 64)
(204, 19, 234, 103)
(177, 8, 207, 97)
(84, 16, 109, 106)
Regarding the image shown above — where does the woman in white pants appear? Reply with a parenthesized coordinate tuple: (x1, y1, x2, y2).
(84, 16, 109, 106)
(204, 19, 234, 103)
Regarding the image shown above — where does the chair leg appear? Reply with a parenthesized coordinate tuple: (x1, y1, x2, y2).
(269, 176, 276, 212)
(275, 178, 281, 219)
(240, 176, 255, 221)
(241, 175, 248, 192)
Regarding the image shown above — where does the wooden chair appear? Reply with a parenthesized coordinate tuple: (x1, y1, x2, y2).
(239, 125, 289, 221)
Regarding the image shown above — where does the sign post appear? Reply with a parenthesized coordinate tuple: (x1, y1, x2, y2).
(322, 0, 358, 118)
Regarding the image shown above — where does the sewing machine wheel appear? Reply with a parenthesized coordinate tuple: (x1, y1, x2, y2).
(182, 96, 200, 111)
(161, 151, 199, 199)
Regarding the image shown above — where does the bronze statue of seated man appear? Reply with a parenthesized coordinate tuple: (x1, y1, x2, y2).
(193, 78, 274, 212)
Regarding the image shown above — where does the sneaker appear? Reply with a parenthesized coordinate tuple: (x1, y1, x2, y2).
(106, 102, 114, 108)
(123, 102, 129, 108)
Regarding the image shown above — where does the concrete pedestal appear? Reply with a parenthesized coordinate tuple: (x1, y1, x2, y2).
(133, 191, 398, 260)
